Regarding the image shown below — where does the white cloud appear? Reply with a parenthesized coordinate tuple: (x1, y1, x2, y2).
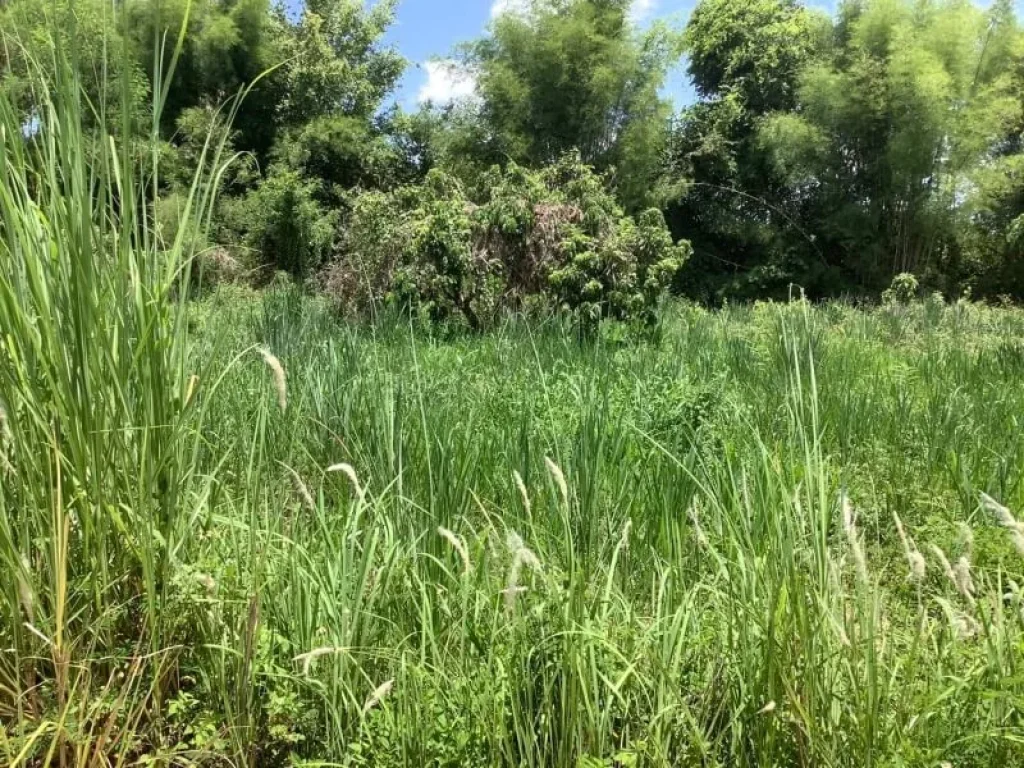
(417, 60, 477, 105)
(629, 0, 659, 23)
(491, 0, 531, 19)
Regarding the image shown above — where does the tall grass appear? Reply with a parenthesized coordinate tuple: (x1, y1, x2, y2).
(2, 11, 1024, 766)
(0, 4, 239, 763)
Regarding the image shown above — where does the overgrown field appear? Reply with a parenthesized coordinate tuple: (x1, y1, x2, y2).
(5, 281, 1024, 766)
(3, 5, 1024, 765)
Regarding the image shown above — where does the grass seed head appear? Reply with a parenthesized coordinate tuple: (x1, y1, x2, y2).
(953, 613, 981, 640)
(929, 543, 956, 583)
(953, 556, 975, 597)
(908, 550, 926, 582)
(17, 556, 34, 624)
(689, 504, 710, 550)
(841, 492, 869, 584)
(258, 347, 287, 411)
(505, 530, 525, 554)
(956, 521, 974, 556)
(294, 646, 341, 676)
(185, 374, 200, 407)
(757, 700, 776, 715)
(512, 469, 531, 516)
(980, 492, 1014, 526)
(979, 493, 1024, 558)
(544, 457, 568, 504)
(438, 526, 471, 575)
(894, 512, 924, 581)
(502, 585, 529, 611)
(362, 679, 394, 714)
(285, 465, 316, 511)
(328, 463, 365, 500)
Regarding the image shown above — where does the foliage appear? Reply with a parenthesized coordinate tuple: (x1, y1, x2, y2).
(223, 166, 338, 279)
(0, 0, 149, 128)
(127, 0, 288, 159)
(451, 0, 680, 209)
(665, 0, 828, 301)
(881, 272, 920, 305)
(327, 155, 688, 328)
(277, 0, 404, 127)
(757, 0, 1023, 293)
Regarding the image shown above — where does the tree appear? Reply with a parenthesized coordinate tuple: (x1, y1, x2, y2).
(277, 0, 404, 127)
(456, 0, 681, 210)
(665, 0, 828, 301)
(127, 0, 288, 161)
(760, 0, 1022, 292)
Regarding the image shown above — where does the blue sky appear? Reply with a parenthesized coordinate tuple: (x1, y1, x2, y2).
(286, 1, 1021, 111)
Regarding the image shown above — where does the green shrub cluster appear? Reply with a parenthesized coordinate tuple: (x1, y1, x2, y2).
(324, 155, 690, 328)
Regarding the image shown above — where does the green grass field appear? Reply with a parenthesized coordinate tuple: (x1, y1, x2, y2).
(2, 21, 1024, 768)
(6, 277, 1024, 765)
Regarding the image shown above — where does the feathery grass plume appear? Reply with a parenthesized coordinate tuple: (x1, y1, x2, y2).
(502, 585, 529, 611)
(328, 462, 366, 501)
(980, 492, 1015, 527)
(930, 543, 976, 606)
(505, 530, 525, 554)
(17, 555, 34, 624)
(195, 572, 217, 595)
(294, 646, 343, 676)
(980, 492, 1024, 557)
(258, 347, 287, 411)
(362, 679, 394, 715)
(956, 521, 974, 557)
(284, 464, 316, 511)
(929, 543, 957, 583)
(184, 374, 200, 407)
(0, 405, 12, 476)
(505, 530, 541, 611)
(689, 503, 710, 550)
(953, 556, 975, 597)
(954, 613, 981, 640)
(894, 513, 925, 582)
(620, 518, 632, 553)
(438, 527, 471, 575)
(841, 492, 869, 584)
(512, 469, 531, 516)
(545, 456, 568, 504)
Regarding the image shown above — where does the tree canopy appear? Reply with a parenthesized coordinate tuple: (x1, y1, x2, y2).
(4, 0, 1024, 307)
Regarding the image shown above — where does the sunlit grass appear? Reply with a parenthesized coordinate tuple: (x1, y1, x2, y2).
(2, 8, 1024, 766)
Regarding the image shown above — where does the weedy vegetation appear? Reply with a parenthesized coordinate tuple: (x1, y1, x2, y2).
(1, 2, 1024, 767)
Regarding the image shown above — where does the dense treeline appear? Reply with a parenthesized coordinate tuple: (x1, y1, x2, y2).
(3, 0, 1024, 310)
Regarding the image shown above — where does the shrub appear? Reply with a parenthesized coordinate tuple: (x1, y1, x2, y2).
(325, 155, 690, 328)
(223, 167, 338, 279)
(882, 272, 920, 305)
